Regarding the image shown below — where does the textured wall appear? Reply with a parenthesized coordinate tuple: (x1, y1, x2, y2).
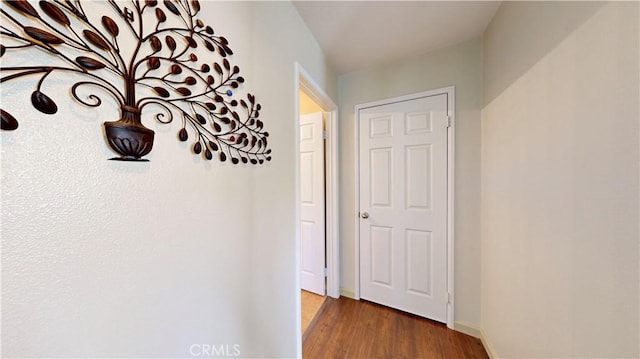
(338, 38, 483, 329)
(481, 2, 639, 357)
(1, 2, 335, 357)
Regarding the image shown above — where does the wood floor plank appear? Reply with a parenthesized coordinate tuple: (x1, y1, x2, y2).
(303, 297, 488, 359)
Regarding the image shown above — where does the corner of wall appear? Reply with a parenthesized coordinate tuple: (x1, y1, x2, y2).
(479, 329, 498, 359)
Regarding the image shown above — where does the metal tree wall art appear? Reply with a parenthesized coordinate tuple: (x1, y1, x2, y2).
(0, 0, 271, 164)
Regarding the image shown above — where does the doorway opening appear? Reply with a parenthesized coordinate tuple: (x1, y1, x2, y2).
(294, 63, 339, 353)
(299, 92, 326, 333)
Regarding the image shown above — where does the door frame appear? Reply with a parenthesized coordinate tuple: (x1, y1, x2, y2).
(353, 87, 455, 329)
(294, 63, 340, 299)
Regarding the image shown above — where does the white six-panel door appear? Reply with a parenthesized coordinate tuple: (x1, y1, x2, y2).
(359, 94, 448, 322)
(300, 112, 326, 295)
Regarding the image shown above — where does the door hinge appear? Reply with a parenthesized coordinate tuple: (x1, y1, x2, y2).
(322, 130, 328, 139)
(446, 116, 452, 128)
(447, 292, 452, 304)
(323, 268, 328, 277)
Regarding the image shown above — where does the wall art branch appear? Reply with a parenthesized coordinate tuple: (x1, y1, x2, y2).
(0, 0, 272, 164)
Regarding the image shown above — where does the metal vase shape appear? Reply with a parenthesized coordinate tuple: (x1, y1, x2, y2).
(104, 106, 154, 161)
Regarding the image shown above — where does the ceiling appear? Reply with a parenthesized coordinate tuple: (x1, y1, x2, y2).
(293, 1, 501, 74)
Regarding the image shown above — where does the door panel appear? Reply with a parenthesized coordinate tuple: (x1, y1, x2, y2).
(359, 94, 448, 322)
(370, 225, 393, 287)
(370, 148, 393, 207)
(300, 112, 325, 295)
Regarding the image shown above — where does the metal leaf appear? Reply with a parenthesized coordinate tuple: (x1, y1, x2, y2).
(176, 87, 191, 96)
(204, 40, 215, 52)
(184, 76, 196, 85)
(200, 64, 210, 73)
(205, 149, 212, 160)
(39, 1, 70, 26)
(213, 62, 222, 74)
(8, 1, 39, 18)
(31, 90, 57, 114)
(76, 56, 106, 70)
(205, 102, 216, 111)
(147, 57, 160, 69)
(186, 37, 197, 48)
(223, 59, 230, 70)
(83, 30, 110, 50)
(191, 0, 201, 14)
(219, 152, 226, 162)
(1, 109, 19, 130)
(155, 8, 166, 22)
(208, 141, 218, 151)
(0, 45, 5, 57)
(193, 142, 202, 154)
(164, 0, 180, 15)
(195, 114, 206, 124)
(150, 36, 161, 52)
(124, 7, 134, 22)
(178, 128, 188, 141)
(24, 27, 64, 44)
(170, 64, 182, 74)
(153, 87, 170, 98)
(205, 26, 214, 35)
(212, 122, 221, 132)
(165, 35, 176, 50)
(146, 0, 158, 6)
(102, 16, 119, 37)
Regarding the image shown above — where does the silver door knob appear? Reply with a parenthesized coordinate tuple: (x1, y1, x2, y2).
(361, 212, 369, 219)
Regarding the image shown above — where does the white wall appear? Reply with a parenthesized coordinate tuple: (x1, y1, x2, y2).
(481, 2, 639, 358)
(338, 38, 483, 329)
(1, 2, 335, 357)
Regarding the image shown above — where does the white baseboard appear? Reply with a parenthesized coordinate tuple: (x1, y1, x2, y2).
(479, 328, 498, 359)
(453, 322, 481, 338)
(339, 288, 355, 299)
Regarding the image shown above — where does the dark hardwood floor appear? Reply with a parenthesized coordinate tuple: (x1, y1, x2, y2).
(303, 297, 488, 359)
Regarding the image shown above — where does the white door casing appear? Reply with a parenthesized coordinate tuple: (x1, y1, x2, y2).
(300, 112, 326, 295)
(357, 91, 451, 323)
